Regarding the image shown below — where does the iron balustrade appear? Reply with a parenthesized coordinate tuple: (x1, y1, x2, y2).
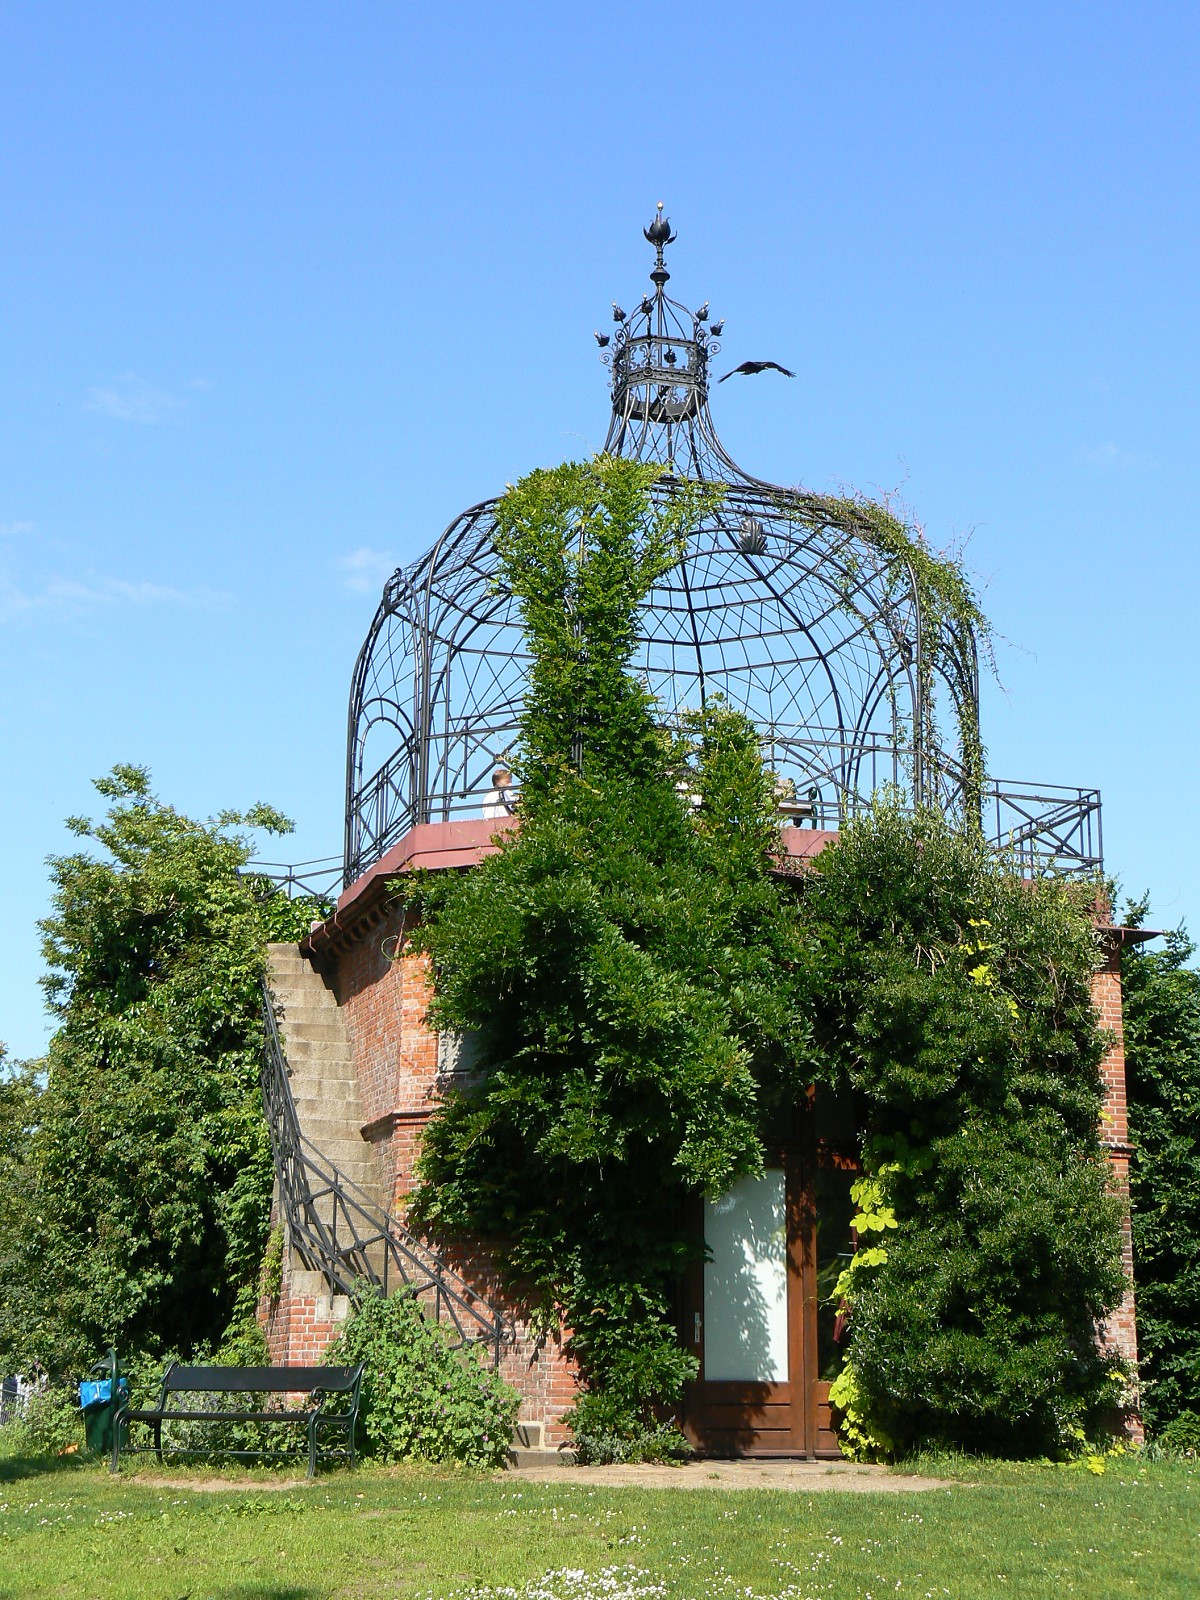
(244, 856, 344, 903)
(259, 983, 511, 1365)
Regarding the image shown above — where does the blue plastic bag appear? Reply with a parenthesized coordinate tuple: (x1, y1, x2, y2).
(79, 1377, 126, 1411)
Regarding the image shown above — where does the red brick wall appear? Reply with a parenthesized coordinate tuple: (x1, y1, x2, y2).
(333, 903, 408, 1133)
(259, 1277, 349, 1366)
(1093, 938, 1142, 1440)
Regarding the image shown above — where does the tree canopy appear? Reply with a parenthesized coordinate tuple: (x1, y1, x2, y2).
(3, 765, 316, 1374)
(1121, 911, 1200, 1435)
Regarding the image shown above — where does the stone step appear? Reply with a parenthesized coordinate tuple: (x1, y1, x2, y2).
(282, 1040, 355, 1063)
(288, 1072, 358, 1092)
(291, 1085, 361, 1105)
(300, 1115, 371, 1143)
(299, 1138, 373, 1162)
(292, 1090, 364, 1112)
(269, 990, 340, 1016)
(283, 1020, 350, 1044)
(507, 1447, 578, 1469)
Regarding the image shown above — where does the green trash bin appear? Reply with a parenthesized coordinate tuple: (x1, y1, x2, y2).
(79, 1348, 127, 1457)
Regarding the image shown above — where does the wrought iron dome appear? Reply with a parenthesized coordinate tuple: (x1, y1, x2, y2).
(344, 211, 1099, 886)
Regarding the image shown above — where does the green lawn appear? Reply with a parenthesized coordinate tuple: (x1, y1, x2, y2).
(0, 1452, 1194, 1600)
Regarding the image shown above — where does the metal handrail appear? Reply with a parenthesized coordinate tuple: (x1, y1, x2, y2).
(259, 984, 512, 1365)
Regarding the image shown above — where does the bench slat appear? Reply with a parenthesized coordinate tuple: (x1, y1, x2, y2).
(164, 1365, 359, 1393)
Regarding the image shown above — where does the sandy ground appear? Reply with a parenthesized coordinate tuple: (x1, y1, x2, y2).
(124, 1462, 958, 1494)
(504, 1460, 956, 1492)
(128, 1474, 314, 1491)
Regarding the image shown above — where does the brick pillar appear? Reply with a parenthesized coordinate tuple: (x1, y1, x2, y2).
(1093, 929, 1142, 1442)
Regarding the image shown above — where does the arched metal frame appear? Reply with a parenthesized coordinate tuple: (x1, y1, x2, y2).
(344, 212, 1098, 886)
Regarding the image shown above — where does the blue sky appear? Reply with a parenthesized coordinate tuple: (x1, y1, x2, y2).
(2, 2, 1198, 1059)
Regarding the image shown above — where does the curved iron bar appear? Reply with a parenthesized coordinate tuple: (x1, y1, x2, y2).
(259, 983, 513, 1365)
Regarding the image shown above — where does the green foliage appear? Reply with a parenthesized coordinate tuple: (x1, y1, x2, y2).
(403, 456, 1124, 1457)
(4, 765, 322, 1377)
(823, 494, 990, 815)
(1121, 913, 1200, 1434)
(1156, 1408, 1200, 1456)
(0, 1052, 42, 1365)
(328, 1289, 519, 1468)
(491, 456, 715, 802)
(407, 457, 808, 1436)
(568, 1393, 693, 1464)
(2, 1385, 83, 1458)
(796, 803, 1127, 1456)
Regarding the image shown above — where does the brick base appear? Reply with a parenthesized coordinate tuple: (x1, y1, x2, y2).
(258, 1236, 581, 1443)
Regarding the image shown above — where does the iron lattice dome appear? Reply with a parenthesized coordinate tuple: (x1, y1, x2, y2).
(345, 214, 988, 887)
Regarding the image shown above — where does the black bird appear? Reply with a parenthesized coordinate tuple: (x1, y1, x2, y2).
(718, 359, 795, 382)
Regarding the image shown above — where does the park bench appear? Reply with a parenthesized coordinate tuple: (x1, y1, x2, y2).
(111, 1362, 364, 1477)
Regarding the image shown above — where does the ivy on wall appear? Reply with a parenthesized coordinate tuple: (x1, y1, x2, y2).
(405, 455, 1127, 1458)
(404, 457, 810, 1446)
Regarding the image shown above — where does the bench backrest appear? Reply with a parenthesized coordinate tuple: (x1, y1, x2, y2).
(163, 1364, 362, 1395)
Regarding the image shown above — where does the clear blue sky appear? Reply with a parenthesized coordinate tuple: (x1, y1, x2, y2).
(2, 2, 1197, 1060)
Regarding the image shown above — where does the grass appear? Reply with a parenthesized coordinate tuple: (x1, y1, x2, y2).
(0, 1448, 1194, 1600)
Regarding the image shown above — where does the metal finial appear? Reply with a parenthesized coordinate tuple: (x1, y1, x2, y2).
(643, 201, 677, 248)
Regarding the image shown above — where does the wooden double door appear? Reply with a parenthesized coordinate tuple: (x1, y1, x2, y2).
(679, 1127, 855, 1457)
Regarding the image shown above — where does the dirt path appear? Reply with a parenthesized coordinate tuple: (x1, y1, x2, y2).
(505, 1460, 956, 1492)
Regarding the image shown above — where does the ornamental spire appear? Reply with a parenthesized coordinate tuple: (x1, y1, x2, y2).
(597, 208, 743, 481)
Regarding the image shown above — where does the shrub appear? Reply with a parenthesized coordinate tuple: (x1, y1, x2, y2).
(797, 805, 1127, 1457)
(1121, 919, 1200, 1433)
(328, 1290, 519, 1469)
(1156, 1408, 1200, 1456)
(567, 1389, 692, 1464)
(2, 1384, 82, 1458)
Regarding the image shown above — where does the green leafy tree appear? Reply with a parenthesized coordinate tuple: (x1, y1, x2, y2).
(7, 765, 317, 1375)
(797, 805, 1127, 1455)
(1121, 912, 1200, 1434)
(0, 1050, 41, 1366)
(407, 457, 809, 1440)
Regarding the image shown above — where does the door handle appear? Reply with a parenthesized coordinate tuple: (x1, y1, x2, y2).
(693, 1312, 702, 1346)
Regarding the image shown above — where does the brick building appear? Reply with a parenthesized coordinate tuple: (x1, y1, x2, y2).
(258, 214, 1139, 1453)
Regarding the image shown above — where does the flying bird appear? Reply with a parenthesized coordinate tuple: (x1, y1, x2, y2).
(718, 360, 795, 382)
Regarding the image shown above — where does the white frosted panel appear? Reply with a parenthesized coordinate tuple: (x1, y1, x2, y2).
(703, 1171, 788, 1382)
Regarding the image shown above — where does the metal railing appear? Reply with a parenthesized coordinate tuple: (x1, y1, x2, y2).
(259, 985, 511, 1365)
(982, 780, 1102, 876)
(245, 856, 345, 903)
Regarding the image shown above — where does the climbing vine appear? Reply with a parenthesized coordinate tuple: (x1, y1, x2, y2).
(404, 456, 810, 1449)
(405, 455, 1125, 1460)
(816, 492, 991, 820)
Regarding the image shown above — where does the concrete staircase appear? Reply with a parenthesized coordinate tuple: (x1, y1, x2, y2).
(260, 940, 512, 1365)
(264, 942, 384, 1216)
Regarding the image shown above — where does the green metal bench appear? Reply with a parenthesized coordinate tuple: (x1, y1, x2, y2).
(111, 1362, 364, 1477)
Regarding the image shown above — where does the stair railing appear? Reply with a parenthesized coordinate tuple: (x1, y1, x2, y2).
(259, 982, 512, 1366)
